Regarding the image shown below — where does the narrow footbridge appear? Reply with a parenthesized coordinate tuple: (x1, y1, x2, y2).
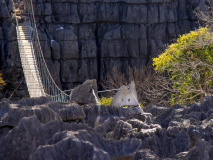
(13, 0, 69, 102)
(12, 0, 152, 122)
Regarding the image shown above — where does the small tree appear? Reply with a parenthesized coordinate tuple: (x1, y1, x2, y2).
(153, 27, 213, 104)
(195, 1, 213, 29)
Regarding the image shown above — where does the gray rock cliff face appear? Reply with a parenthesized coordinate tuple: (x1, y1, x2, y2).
(0, 0, 208, 98)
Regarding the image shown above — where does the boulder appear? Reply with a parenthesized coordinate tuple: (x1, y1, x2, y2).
(14, 97, 51, 107)
(0, 97, 62, 127)
(32, 134, 110, 160)
(70, 79, 98, 105)
(47, 101, 86, 121)
(2, 87, 213, 159)
(0, 96, 89, 127)
(112, 120, 133, 140)
(127, 119, 150, 130)
(0, 116, 47, 160)
(82, 104, 147, 127)
(48, 130, 141, 160)
(1, 95, 213, 159)
(184, 139, 211, 160)
(0, 104, 62, 127)
(0, 116, 95, 160)
(0, 99, 11, 119)
(111, 81, 139, 107)
(0, 115, 141, 160)
(135, 149, 159, 160)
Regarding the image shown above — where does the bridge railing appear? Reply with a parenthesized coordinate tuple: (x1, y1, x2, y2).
(12, 0, 45, 98)
(24, 0, 70, 102)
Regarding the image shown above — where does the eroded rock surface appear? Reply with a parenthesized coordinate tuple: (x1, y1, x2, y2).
(1, 96, 213, 159)
(70, 79, 98, 105)
(0, 0, 209, 100)
(0, 97, 85, 127)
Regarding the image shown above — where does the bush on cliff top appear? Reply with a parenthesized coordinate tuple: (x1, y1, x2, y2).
(153, 27, 213, 104)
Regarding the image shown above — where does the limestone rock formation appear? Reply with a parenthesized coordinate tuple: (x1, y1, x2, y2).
(47, 101, 86, 121)
(183, 139, 212, 160)
(1, 96, 213, 159)
(0, 0, 208, 99)
(0, 97, 86, 127)
(70, 79, 98, 105)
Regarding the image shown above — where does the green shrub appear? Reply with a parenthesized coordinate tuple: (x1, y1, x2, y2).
(98, 96, 145, 108)
(153, 27, 213, 104)
(0, 72, 5, 90)
(99, 97, 113, 105)
(101, 65, 173, 106)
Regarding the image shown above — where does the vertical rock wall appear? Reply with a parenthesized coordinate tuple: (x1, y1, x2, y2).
(0, 0, 28, 99)
(0, 0, 209, 97)
(0, 0, 20, 69)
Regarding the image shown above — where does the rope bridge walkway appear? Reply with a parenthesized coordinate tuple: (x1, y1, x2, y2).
(12, 0, 152, 122)
(12, 0, 69, 102)
(12, 0, 136, 103)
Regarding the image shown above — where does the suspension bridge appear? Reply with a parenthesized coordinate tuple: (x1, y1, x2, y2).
(12, 0, 152, 122)
(12, 0, 137, 103)
(13, 0, 70, 102)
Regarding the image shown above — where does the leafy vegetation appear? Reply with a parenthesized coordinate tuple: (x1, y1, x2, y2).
(0, 72, 5, 90)
(101, 65, 172, 106)
(153, 27, 213, 104)
(98, 97, 113, 105)
(98, 96, 144, 108)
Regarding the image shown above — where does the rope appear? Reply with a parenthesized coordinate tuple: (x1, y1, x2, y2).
(97, 88, 128, 93)
(12, 0, 70, 102)
(91, 86, 101, 110)
(12, 0, 158, 121)
(13, 0, 144, 103)
(128, 87, 152, 123)
(91, 86, 101, 127)
(9, 77, 24, 100)
(44, 91, 70, 98)
(12, 0, 46, 98)
(128, 87, 144, 113)
(13, 0, 131, 102)
(63, 89, 73, 92)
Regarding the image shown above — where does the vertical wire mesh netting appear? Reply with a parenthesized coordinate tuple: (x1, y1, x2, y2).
(15, 0, 70, 102)
(12, 0, 44, 98)
(12, 1, 153, 123)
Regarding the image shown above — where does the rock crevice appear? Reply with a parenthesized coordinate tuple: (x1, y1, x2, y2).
(1, 96, 213, 159)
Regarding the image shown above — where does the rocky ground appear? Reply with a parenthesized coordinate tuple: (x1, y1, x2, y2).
(0, 96, 213, 160)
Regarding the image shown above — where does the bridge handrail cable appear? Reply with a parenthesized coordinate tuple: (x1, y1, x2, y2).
(15, 0, 70, 102)
(12, 0, 46, 97)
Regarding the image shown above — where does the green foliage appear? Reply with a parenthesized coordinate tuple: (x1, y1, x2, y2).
(153, 27, 213, 104)
(98, 97, 113, 105)
(0, 72, 5, 90)
(98, 96, 144, 108)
